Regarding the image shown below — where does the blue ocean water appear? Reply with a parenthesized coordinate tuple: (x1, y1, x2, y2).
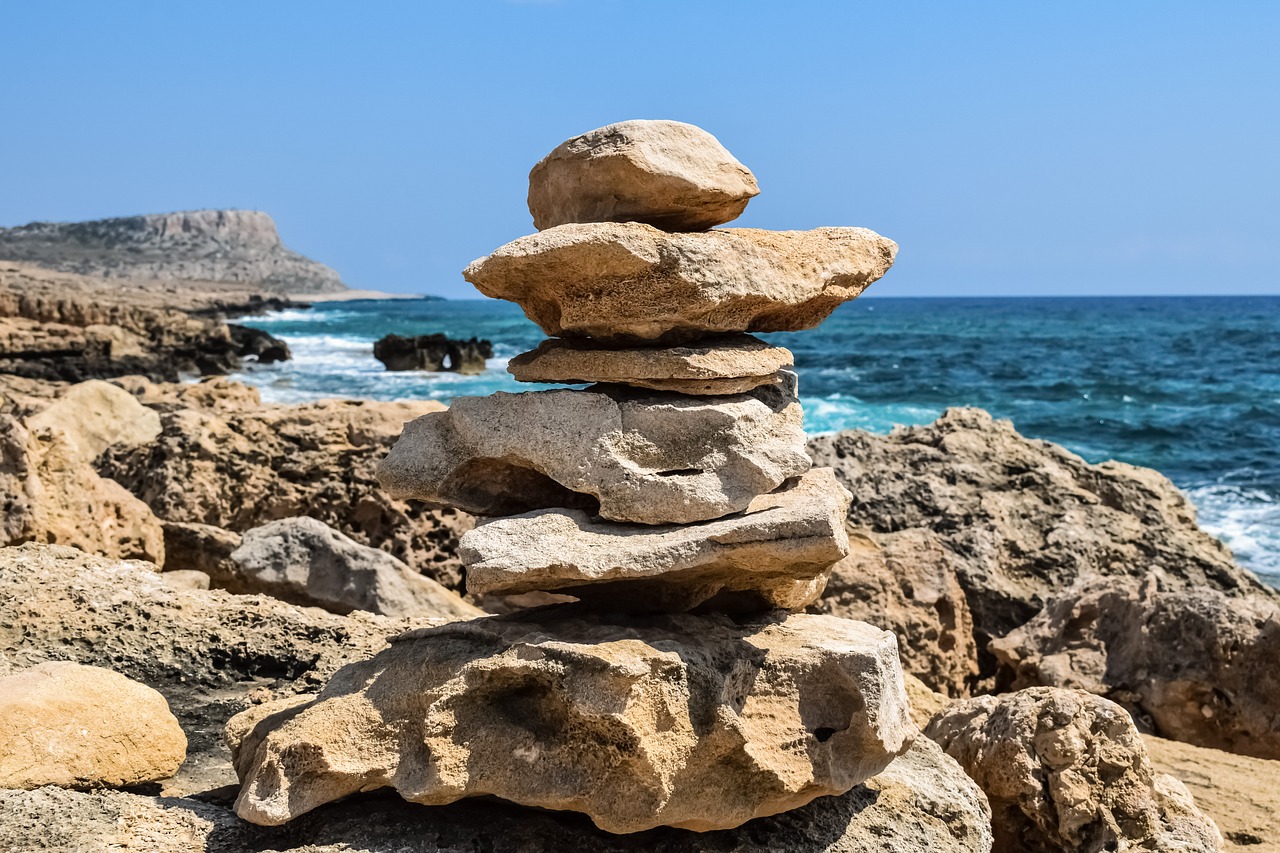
(231, 296, 1280, 583)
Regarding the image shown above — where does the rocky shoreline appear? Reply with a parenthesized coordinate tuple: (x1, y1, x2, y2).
(1, 124, 1277, 851)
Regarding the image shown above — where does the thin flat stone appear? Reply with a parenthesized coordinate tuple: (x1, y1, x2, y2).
(461, 468, 852, 612)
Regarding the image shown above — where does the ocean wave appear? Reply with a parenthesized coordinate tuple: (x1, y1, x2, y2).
(1186, 484, 1280, 580)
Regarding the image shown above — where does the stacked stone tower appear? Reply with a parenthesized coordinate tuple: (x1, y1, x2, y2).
(230, 120, 910, 834)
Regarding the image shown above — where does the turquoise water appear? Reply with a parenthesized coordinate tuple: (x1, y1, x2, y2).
(231, 296, 1280, 583)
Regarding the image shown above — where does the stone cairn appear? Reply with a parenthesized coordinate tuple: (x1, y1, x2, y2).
(229, 120, 908, 834)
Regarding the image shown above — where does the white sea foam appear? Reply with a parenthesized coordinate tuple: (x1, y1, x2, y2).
(1186, 484, 1280, 580)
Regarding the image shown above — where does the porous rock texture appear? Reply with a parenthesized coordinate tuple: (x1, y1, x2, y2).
(0, 736, 993, 852)
(1, 413, 165, 564)
(24, 378, 161, 459)
(991, 572, 1280, 760)
(508, 333, 793, 395)
(527, 119, 759, 232)
(462, 467, 851, 612)
(0, 543, 429, 795)
(464, 222, 898, 343)
(96, 378, 475, 591)
(229, 609, 914, 833)
(0, 661, 187, 789)
(926, 688, 1222, 853)
(377, 381, 809, 525)
(811, 526, 978, 697)
(808, 408, 1278, 682)
(229, 516, 481, 620)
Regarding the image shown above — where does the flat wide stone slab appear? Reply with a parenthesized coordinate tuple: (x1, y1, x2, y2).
(376, 382, 809, 525)
(462, 468, 852, 611)
(527, 119, 759, 232)
(464, 222, 897, 343)
(508, 334, 794, 396)
(228, 610, 914, 834)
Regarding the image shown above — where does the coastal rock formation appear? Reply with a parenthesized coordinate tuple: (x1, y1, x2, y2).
(812, 526, 979, 698)
(24, 379, 161, 459)
(373, 332, 493, 373)
(228, 324, 291, 364)
(0, 661, 187, 789)
(0, 210, 347, 294)
(991, 573, 1280, 760)
(377, 381, 809, 525)
(927, 688, 1222, 853)
(0, 736, 993, 852)
(808, 408, 1277, 670)
(527, 119, 760, 231)
(229, 516, 481, 620)
(229, 611, 913, 833)
(1, 414, 165, 564)
(461, 468, 851, 611)
(97, 380, 474, 590)
(464, 222, 897, 343)
(508, 333, 793, 395)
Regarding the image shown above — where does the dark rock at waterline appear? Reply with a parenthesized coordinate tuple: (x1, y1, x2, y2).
(228, 324, 291, 364)
(373, 333, 492, 374)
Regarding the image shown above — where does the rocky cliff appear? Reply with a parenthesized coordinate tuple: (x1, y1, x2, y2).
(0, 210, 346, 294)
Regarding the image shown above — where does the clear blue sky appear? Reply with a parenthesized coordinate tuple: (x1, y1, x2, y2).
(3, 2, 1277, 297)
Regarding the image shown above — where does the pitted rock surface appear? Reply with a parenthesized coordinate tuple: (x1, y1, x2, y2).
(464, 222, 897, 343)
(377, 381, 809, 525)
(462, 468, 850, 612)
(229, 609, 914, 833)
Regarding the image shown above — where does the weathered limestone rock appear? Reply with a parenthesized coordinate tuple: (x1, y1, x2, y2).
(229, 516, 482, 620)
(462, 468, 850, 611)
(377, 381, 809, 525)
(464, 223, 897, 343)
(926, 688, 1223, 853)
(25, 379, 161, 459)
(373, 333, 493, 374)
(0, 737, 994, 852)
(527, 119, 759, 232)
(229, 610, 914, 833)
(991, 573, 1280, 760)
(0, 661, 187, 789)
(508, 334, 794, 395)
(811, 526, 978, 698)
(1, 414, 165, 564)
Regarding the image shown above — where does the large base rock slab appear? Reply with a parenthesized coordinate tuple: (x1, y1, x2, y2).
(0, 661, 187, 789)
(508, 334, 793, 395)
(0, 737, 992, 852)
(464, 222, 897, 343)
(229, 610, 913, 833)
(926, 688, 1222, 853)
(462, 468, 851, 612)
(527, 119, 759, 232)
(377, 381, 809, 525)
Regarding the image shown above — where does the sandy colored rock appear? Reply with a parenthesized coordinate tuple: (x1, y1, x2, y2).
(230, 516, 482, 620)
(926, 688, 1222, 853)
(464, 222, 897, 343)
(904, 673, 953, 730)
(377, 381, 809, 525)
(25, 379, 160, 459)
(0, 661, 187, 789)
(1, 414, 164, 564)
(991, 572, 1280, 760)
(0, 736, 993, 852)
(98, 381, 474, 591)
(159, 569, 211, 590)
(812, 526, 978, 698)
(527, 119, 759, 232)
(508, 334, 794, 395)
(1144, 734, 1280, 852)
(462, 468, 850, 612)
(229, 610, 913, 833)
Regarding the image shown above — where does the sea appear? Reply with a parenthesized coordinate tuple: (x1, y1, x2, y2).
(230, 296, 1280, 585)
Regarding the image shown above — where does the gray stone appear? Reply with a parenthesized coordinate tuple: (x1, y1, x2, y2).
(464, 222, 897, 343)
(377, 381, 809, 525)
(462, 468, 851, 612)
(527, 119, 759, 232)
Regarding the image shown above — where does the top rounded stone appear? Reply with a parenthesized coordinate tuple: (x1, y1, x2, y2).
(527, 120, 760, 232)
